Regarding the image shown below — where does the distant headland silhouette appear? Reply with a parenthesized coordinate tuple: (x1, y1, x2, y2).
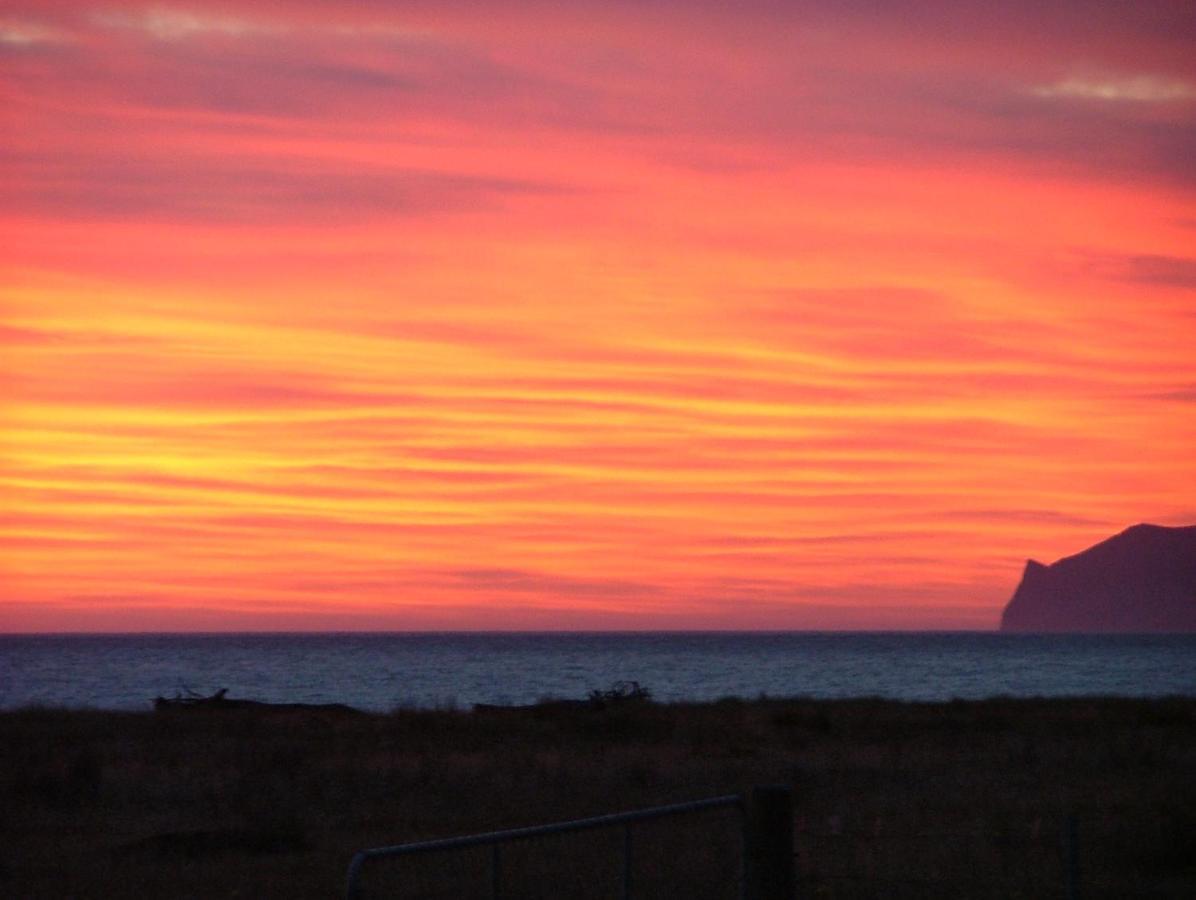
(1000, 523, 1196, 633)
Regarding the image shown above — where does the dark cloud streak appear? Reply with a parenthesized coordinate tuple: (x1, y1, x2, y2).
(7, 0, 1195, 200)
(0, 150, 560, 223)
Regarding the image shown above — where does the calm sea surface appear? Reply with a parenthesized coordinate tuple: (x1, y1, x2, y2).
(1, 632, 1193, 711)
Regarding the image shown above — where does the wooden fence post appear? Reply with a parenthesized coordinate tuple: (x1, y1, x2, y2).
(745, 785, 795, 900)
(1063, 814, 1081, 900)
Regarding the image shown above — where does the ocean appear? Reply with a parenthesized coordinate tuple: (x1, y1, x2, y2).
(1, 632, 1194, 712)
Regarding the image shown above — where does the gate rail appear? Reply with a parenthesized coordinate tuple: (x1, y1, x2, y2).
(346, 786, 794, 900)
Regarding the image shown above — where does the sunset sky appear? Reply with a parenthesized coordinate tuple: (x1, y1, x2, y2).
(2, 1, 1194, 632)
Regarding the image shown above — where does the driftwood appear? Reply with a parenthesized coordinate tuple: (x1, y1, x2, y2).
(152, 688, 361, 715)
(473, 681, 653, 715)
(473, 699, 593, 715)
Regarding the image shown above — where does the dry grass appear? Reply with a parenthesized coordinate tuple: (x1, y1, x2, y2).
(1, 696, 1193, 898)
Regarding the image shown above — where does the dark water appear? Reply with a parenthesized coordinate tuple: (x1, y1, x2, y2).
(1, 632, 1193, 712)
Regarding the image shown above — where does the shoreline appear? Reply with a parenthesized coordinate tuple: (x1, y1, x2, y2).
(4, 686, 1196, 716)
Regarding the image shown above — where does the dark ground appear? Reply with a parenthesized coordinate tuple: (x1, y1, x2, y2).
(1, 695, 1194, 898)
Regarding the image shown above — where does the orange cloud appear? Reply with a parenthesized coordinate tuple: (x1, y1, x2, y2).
(2, 1, 1195, 631)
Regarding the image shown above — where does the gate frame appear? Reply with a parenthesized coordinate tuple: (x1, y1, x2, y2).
(346, 786, 795, 900)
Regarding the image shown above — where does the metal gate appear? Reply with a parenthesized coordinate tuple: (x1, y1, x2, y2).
(346, 786, 794, 900)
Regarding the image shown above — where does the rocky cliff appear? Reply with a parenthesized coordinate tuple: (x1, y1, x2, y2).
(1000, 523, 1196, 632)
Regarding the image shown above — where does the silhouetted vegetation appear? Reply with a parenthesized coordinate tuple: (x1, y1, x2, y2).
(588, 679, 653, 706)
(1, 696, 1193, 897)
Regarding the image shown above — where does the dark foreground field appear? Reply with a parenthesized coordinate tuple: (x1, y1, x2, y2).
(2, 696, 1194, 899)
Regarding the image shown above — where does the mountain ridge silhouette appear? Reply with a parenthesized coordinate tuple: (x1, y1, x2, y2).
(1000, 523, 1196, 632)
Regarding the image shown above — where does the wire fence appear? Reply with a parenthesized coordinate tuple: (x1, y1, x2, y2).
(794, 813, 1088, 899)
(349, 799, 1191, 900)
